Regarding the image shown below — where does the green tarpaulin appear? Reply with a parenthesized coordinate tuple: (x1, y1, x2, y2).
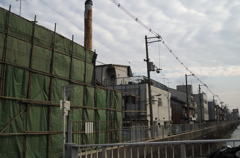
(0, 7, 123, 158)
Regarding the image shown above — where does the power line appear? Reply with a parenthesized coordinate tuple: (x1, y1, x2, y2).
(110, 0, 224, 104)
(39, 0, 81, 31)
(38, 0, 223, 104)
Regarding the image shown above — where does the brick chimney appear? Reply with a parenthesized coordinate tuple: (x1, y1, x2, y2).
(84, 0, 93, 51)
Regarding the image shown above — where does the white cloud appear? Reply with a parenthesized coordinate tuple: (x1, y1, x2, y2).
(0, 0, 239, 109)
(163, 66, 240, 78)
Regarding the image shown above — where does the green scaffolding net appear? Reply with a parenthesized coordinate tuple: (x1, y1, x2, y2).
(0, 7, 123, 158)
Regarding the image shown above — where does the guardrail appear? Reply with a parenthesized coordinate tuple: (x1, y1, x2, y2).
(68, 121, 121, 145)
(68, 121, 239, 145)
(65, 139, 240, 158)
(121, 121, 239, 143)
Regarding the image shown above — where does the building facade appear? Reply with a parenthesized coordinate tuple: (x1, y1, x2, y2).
(208, 100, 218, 121)
(193, 92, 209, 122)
(169, 86, 197, 124)
(232, 109, 239, 120)
(96, 65, 172, 127)
(96, 64, 133, 86)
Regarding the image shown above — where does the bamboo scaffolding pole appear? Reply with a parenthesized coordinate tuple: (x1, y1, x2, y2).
(82, 47, 87, 145)
(0, 6, 148, 151)
(66, 35, 74, 142)
(0, 106, 27, 134)
(47, 23, 56, 158)
(106, 90, 108, 143)
(24, 15, 37, 158)
(0, 60, 145, 99)
(0, 30, 95, 67)
(94, 49, 98, 144)
(0, 6, 11, 99)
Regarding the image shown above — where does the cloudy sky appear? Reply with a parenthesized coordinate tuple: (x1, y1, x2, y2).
(0, 0, 239, 110)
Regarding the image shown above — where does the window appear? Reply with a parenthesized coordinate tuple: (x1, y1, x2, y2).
(110, 75, 115, 81)
(125, 96, 136, 104)
(158, 98, 162, 106)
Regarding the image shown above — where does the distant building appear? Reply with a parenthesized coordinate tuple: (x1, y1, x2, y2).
(169, 86, 197, 124)
(96, 64, 133, 86)
(232, 109, 239, 120)
(208, 100, 218, 121)
(216, 105, 221, 121)
(193, 92, 209, 122)
(177, 85, 193, 94)
(96, 65, 171, 127)
(171, 97, 188, 124)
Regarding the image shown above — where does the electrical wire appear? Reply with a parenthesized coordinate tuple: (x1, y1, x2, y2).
(110, 0, 224, 104)
(38, 0, 223, 104)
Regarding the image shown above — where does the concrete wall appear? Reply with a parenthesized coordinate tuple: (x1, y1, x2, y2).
(149, 85, 171, 126)
(96, 65, 131, 86)
(115, 67, 131, 85)
(109, 84, 171, 125)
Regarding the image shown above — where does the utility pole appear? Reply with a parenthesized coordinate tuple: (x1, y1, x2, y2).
(185, 75, 190, 124)
(220, 102, 224, 121)
(185, 74, 194, 124)
(213, 95, 215, 121)
(62, 86, 66, 158)
(145, 35, 153, 128)
(61, 85, 74, 158)
(144, 35, 161, 137)
(166, 79, 171, 124)
(198, 85, 202, 123)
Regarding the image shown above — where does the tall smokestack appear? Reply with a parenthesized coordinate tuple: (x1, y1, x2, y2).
(84, 0, 93, 51)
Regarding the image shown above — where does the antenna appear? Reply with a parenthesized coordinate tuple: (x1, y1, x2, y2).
(161, 74, 166, 84)
(166, 78, 171, 88)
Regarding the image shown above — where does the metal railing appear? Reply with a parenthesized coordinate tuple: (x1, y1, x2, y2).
(121, 121, 239, 143)
(68, 121, 239, 145)
(68, 121, 121, 145)
(65, 139, 240, 158)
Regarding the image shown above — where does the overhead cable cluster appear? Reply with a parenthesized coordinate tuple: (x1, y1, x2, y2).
(110, 0, 223, 104)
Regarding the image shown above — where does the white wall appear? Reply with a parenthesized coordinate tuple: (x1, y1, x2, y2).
(202, 94, 209, 121)
(96, 65, 131, 86)
(146, 85, 171, 126)
(193, 93, 209, 122)
(115, 66, 130, 85)
(110, 83, 171, 126)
